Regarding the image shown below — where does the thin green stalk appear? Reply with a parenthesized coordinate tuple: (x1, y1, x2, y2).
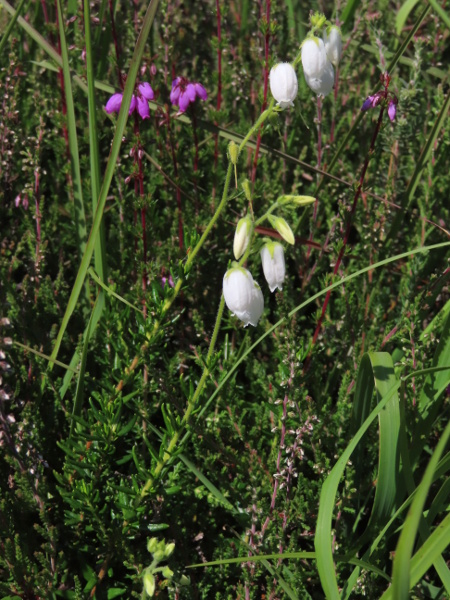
(84, 0, 107, 283)
(56, 0, 88, 263)
(0, 0, 27, 53)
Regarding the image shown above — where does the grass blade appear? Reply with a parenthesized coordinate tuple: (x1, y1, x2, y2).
(55, 0, 88, 259)
(84, 0, 107, 283)
(49, 0, 161, 367)
(381, 420, 450, 599)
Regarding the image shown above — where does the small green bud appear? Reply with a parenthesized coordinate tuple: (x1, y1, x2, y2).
(268, 215, 295, 245)
(228, 141, 239, 165)
(143, 571, 156, 597)
(310, 11, 326, 29)
(242, 179, 252, 202)
(147, 538, 159, 554)
(228, 141, 240, 187)
(178, 574, 190, 586)
(278, 195, 316, 206)
(233, 215, 253, 260)
(162, 566, 174, 579)
(164, 542, 175, 558)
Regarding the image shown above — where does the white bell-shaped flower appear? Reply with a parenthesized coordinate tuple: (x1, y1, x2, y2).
(301, 37, 328, 79)
(323, 26, 342, 67)
(304, 60, 334, 97)
(223, 267, 264, 327)
(269, 63, 298, 109)
(261, 242, 286, 292)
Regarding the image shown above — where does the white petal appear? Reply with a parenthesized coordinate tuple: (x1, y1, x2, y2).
(301, 38, 328, 79)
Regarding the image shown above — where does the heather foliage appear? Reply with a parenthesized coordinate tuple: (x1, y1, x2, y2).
(1, 0, 449, 598)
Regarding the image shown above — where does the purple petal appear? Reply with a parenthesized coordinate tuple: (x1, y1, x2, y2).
(178, 91, 190, 112)
(186, 83, 196, 102)
(170, 85, 181, 105)
(361, 95, 374, 111)
(105, 93, 123, 114)
(171, 77, 180, 90)
(128, 96, 137, 115)
(194, 83, 207, 100)
(138, 82, 155, 100)
(388, 101, 397, 122)
(137, 96, 150, 119)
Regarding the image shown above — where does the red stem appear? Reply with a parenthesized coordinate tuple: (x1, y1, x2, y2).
(309, 106, 386, 353)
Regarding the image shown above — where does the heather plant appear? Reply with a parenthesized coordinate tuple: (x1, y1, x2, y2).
(0, 0, 449, 599)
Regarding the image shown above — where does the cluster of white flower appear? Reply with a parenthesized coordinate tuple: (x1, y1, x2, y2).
(269, 18, 343, 108)
(223, 216, 291, 327)
(301, 26, 342, 97)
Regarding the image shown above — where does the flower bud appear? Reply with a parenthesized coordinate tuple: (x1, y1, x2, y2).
(323, 26, 342, 67)
(228, 141, 239, 165)
(164, 542, 175, 557)
(147, 538, 159, 554)
(143, 571, 156, 597)
(268, 215, 295, 245)
(261, 242, 286, 292)
(278, 194, 316, 206)
(269, 63, 298, 109)
(223, 267, 264, 327)
(233, 216, 253, 260)
(242, 179, 252, 202)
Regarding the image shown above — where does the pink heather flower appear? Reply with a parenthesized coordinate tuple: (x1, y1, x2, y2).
(387, 98, 397, 122)
(170, 77, 207, 113)
(105, 82, 155, 119)
(162, 275, 174, 289)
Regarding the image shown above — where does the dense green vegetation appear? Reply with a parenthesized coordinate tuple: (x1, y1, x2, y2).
(0, 0, 449, 597)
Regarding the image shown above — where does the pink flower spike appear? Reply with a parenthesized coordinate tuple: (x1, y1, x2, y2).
(105, 93, 123, 114)
(138, 82, 155, 101)
(136, 96, 150, 119)
(194, 82, 207, 100)
(388, 101, 397, 122)
(186, 83, 197, 102)
(178, 91, 190, 113)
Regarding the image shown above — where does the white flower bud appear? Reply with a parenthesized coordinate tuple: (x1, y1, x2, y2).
(269, 63, 298, 109)
(267, 215, 295, 245)
(301, 37, 328, 78)
(223, 267, 264, 327)
(323, 26, 342, 67)
(143, 571, 156, 597)
(304, 60, 334, 97)
(261, 242, 286, 292)
(233, 216, 253, 260)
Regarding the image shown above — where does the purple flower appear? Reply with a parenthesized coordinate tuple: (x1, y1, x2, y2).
(361, 95, 375, 111)
(170, 77, 207, 113)
(105, 81, 155, 119)
(387, 98, 397, 122)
